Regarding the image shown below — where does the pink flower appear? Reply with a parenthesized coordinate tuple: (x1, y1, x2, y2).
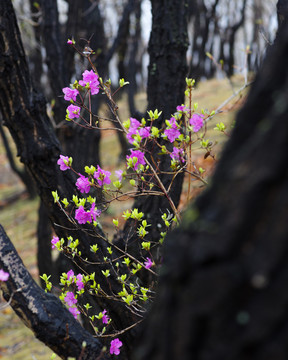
(170, 147, 185, 163)
(144, 257, 153, 269)
(90, 202, 101, 222)
(0, 269, 9, 282)
(126, 118, 150, 144)
(110, 338, 123, 355)
(67, 270, 74, 280)
(138, 126, 151, 139)
(75, 206, 91, 224)
(79, 70, 100, 95)
(64, 291, 77, 307)
(66, 104, 80, 119)
(94, 165, 111, 186)
(164, 117, 181, 143)
(102, 309, 109, 324)
(67, 39, 73, 45)
(76, 175, 90, 194)
(126, 150, 146, 170)
(51, 235, 60, 249)
(176, 104, 189, 113)
(57, 155, 70, 171)
(69, 306, 80, 319)
(115, 170, 123, 182)
(76, 274, 84, 291)
(62, 87, 79, 101)
(189, 114, 204, 132)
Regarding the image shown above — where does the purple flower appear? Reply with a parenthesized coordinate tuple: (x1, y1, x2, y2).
(0, 269, 9, 282)
(67, 39, 73, 45)
(66, 104, 80, 119)
(102, 309, 109, 324)
(57, 155, 70, 171)
(115, 170, 123, 182)
(94, 165, 111, 186)
(75, 206, 91, 225)
(51, 236, 60, 249)
(67, 270, 74, 280)
(164, 117, 181, 143)
(62, 87, 79, 102)
(110, 338, 123, 355)
(126, 118, 150, 144)
(79, 70, 100, 95)
(64, 291, 77, 307)
(170, 147, 185, 163)
(76, 274, 84, 291)
(176, 104, 189, 113)
(144, 257, 153, 269)
(164, 127, 181, 143)
(138, 126, 151, 139)
(69, 306, 80, 319)
(189, 113, 204, 132)
(76, 175, 90, 194)
(90, 202, 101, 222)
(126, 150, 146, 170)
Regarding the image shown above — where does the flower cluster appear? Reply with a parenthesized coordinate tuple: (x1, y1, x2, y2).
(75, 203, 101, 225)
(110, 338, 123, 355)
(62, 69, 100, 121)
(126, 118, 150, 144)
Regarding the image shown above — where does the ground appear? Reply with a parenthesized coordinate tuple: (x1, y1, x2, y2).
(0, 75, 247, 359)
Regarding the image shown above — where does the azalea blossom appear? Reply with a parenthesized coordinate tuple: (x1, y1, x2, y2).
(57, 155, 70, 171)
(0, 269, 9, 282)
(176, 104, 189, 113)
(64, 291, 77, 307)
(76, 175, 90, 194)
(76, 274, 84, 291)
(110, 338, 123, 355)
(94, 165, 111, 186)
(189, 113, 204, 132)
(51, 235, 60, 249)
(67, 269, 74, 280)
(115, 170, 123, 182)
(69, 306, 80, 319)
(79, 70, 100, 95)
(90, 202, 101, 222)
(144, 257, 153, 269)
(126, 149, 146, 170)
(170, 147, 185, 163)
(75, 206, 91, 224)
(102, 309, 109, 324)
(62, 87, 79, 102)
(66, 104, 80, 119)
(164, 117, 181, 143)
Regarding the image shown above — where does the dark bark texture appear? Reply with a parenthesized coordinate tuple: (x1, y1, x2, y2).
(0, 225, 106, 360)
(120, 0, 189, 261)
(136, 10, 288, 360)
(0, 2, 141, 357)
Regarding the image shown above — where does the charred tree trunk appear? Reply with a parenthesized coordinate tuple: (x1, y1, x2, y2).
(136, 7, 288, 360)
(0, 2, 142, 357)
(0, 225, 106, 360)
(119, 0, 188, 261)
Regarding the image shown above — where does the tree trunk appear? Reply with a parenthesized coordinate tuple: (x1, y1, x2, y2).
(136, 9, 288, 360)
(120, 0, 189, 259)
(0, 224, 106, 360)
(0, 2, 141, 357)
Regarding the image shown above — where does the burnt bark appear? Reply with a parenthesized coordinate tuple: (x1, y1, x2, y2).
(136, 9, 288, 360)
(120, 0, 188, 262)
(0, 2, 141, 357)
(0, 224, 106, 360)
